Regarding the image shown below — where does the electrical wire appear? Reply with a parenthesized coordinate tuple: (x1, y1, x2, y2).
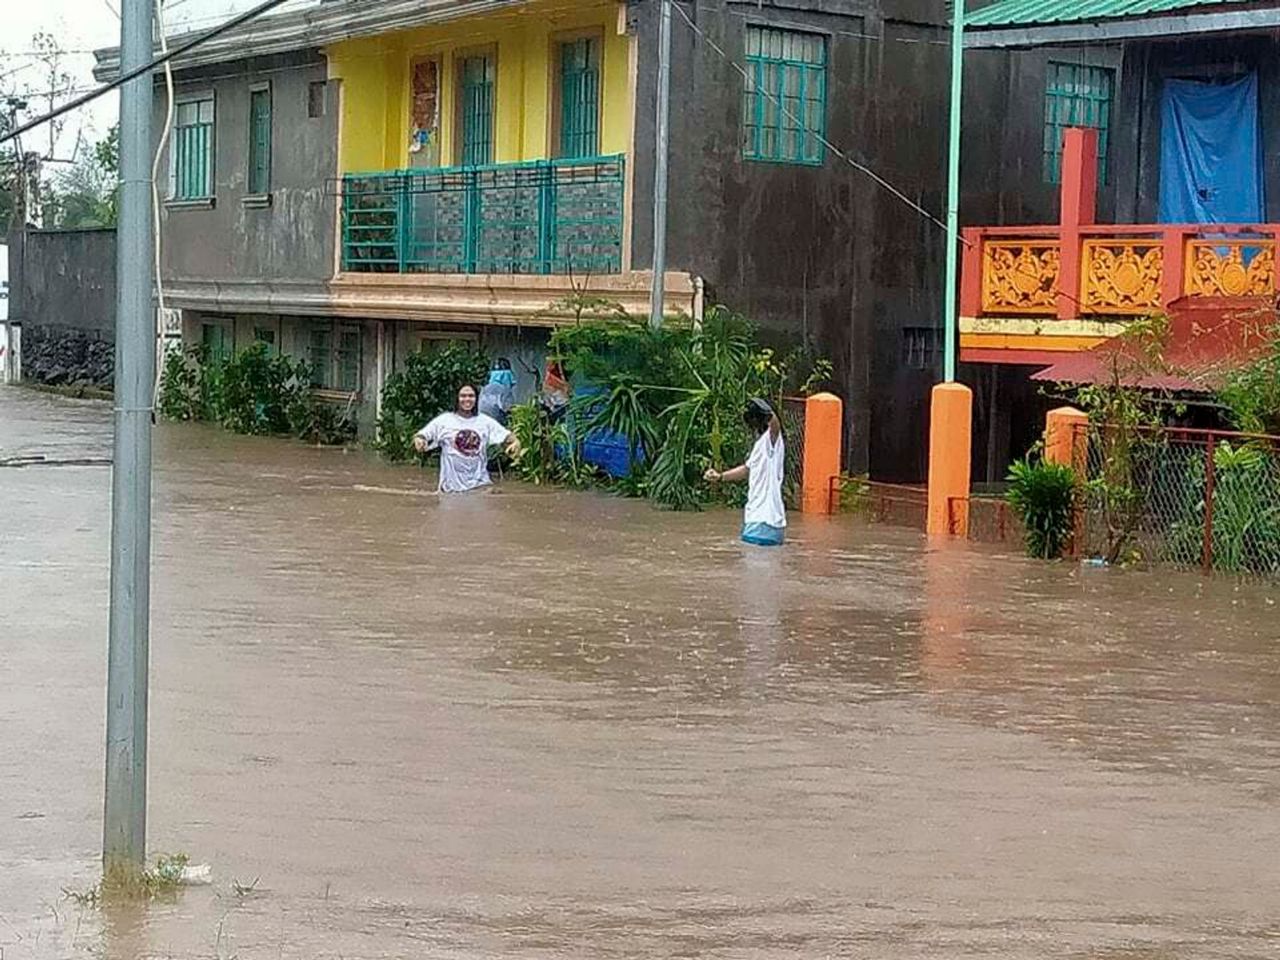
(0, 0, 297, 148)
(152, 0, 176, 410)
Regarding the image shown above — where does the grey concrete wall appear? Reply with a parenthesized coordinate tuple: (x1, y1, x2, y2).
(7, 228, 117, 387)
(153, 51, 339, 283)
(960, 45, 1125, 230)
(628, 0, 956, 480)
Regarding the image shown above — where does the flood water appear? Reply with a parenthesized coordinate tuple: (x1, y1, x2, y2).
(2, 385, 1279, 959)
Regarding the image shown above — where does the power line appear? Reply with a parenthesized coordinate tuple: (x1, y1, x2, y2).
(0, 0, 297, 148)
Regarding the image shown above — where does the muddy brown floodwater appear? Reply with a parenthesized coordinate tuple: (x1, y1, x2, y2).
(2, 385, 1279, 959)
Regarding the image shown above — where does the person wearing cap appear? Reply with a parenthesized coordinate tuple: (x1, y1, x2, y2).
(704, 398, 786, 546)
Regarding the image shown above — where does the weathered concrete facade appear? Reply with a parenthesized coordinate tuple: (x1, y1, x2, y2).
(7, 228, 117, 389)
(152, 50, 338, 290)
(629, 0, 953, 481)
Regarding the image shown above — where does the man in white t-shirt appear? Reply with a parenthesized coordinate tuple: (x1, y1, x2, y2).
(413, 384, 522, 493)
(704, 398, 786, 546)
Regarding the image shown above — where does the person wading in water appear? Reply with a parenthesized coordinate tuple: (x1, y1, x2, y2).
(413, 384, 522, 493)
(704, 398, 786, 546)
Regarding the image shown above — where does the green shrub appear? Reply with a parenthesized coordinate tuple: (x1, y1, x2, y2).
(1168, 441, 1280, 575)
(208, 343, 310, 435)
(157, 345, 205, 422)
(1006, 455, 1078, 560)
(547, 308, 824, 510)
(157, 342, 353, 447)
(376, 342, 490, 461)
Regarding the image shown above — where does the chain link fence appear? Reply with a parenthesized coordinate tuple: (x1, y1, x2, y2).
(1075, 423, 1280, 578)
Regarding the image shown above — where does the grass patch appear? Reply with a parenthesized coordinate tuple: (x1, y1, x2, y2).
(64, 853, 192, 905)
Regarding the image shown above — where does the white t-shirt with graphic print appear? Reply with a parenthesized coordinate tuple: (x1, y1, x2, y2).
(416, 412, 511, 493)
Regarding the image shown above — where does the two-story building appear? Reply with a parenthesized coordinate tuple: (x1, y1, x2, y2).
(959, 0, 1280, 480)
(95, 0, 957, 479)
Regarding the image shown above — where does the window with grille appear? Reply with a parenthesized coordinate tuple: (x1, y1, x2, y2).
(248, 86, 271, 195)
(308, 322, 362, 392)
(1044, 62, 1114, 184)
(901, 327, 940, 372)
(172, 97, 215, 200)
(458, 54, 495, 166)
(201, 321, 233, 361)
(557, 37, 600, 159)
(742, 25, 826, 165)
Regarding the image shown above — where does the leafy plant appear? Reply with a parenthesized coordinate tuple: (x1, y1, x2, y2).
(157, 345, 205, 422)
(208, 343, 310, 435)
(375, 342, 490, 461)
(1168, 440, 1280, 575)
(1006, 453, 1078, 560)
(1216, 315, 1280, 436)
(1067, 314, 1175, 563)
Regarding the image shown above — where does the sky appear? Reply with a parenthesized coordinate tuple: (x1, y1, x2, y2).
(1, 0, 316, 159)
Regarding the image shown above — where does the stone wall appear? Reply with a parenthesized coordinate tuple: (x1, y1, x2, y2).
(8, 227, 117, 390)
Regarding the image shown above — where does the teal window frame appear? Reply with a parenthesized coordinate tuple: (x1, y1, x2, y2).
(248, 85, 272, 196)
(742, 25, 826, 166)
(557, 36, 600, 159)
(201, 320, 233, 361)
(1044, 62, 1114, 185)
(308, 321, 362, 393)
(458, 53, 496, 167)
(172, 96, 215, 200)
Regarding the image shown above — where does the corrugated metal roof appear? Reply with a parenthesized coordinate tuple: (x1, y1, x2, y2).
(967, 0, 1255, 28)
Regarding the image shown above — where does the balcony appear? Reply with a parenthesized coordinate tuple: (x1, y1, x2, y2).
(340, 154, 626, 277)
(959, 127, 1280, 364)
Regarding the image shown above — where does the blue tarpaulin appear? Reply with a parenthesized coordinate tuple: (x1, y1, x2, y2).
(1159, 73, 1264, 225)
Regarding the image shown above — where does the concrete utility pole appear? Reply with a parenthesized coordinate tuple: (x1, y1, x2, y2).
(942, 0, 965, 383)
(103, 0, 154, 877)
(648, 0, 672, 331)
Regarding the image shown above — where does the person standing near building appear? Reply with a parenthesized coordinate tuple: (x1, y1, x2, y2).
(478, 358, 516, 425)
(413, 384, 522, 493)
(704, 398, 786, 546)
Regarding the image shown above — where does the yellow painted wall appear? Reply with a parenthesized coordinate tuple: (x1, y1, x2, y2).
(328, 0, 632, 174)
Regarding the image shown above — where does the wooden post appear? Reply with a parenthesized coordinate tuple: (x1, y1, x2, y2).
(1161, 227, 1185, 310)
(959, 227, 984, 319)
(801, 393, 843, 514)
(1057, 127, 1099, 321)
(1202, 432, 1216, 576)
(927, 382, 973, 537)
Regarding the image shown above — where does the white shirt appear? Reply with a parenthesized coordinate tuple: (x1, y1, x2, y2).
(744, 430, 786, 528)
(416, 412, 511, 493)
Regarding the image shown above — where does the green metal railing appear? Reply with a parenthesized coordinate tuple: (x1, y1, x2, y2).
(341, 154, 625, 276)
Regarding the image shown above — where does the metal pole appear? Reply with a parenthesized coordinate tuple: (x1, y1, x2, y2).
(104, 0, 155, 878)
(1201, 432, 1216, 576)
(649, 0, 672, 331)
(942, 0, 965, 383)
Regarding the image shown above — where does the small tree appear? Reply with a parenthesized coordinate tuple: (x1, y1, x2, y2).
(1067, 314, 1175, 564)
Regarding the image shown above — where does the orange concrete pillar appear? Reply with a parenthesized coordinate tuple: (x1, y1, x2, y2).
(1057, 126, 1099, 321)
(927, 382, 973, 538)
(801, 392, 843, 514)
(1044, 406, 1088, 471)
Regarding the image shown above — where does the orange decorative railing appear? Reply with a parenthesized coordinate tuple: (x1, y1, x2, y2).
(1185, 239, 1276, 298)
(1080, 238, 1163, 313)
(981, 240, 1060, 314)
(962, 223, 1280, 322)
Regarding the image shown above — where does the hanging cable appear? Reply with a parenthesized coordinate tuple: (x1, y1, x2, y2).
(0, 0, 296, 148)
(669, 1, 967, 246)
(152, 0, 175, 410)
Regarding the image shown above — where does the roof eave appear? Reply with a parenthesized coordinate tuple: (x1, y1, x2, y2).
(964, 6, 1280, 48)
(94, 0, 531, 81)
